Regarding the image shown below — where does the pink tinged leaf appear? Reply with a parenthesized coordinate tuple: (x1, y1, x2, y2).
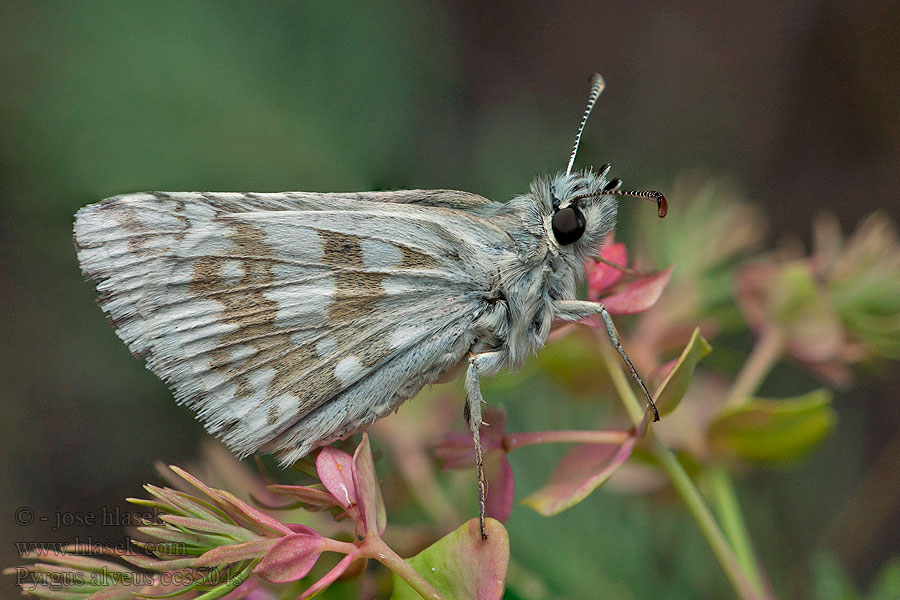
(267, 485, 342, 508)
(86, 585, 139, 599)
(167, 466, 292, 536)
(298, 552, 358, 600)
(168, 465, 231, 507)
(160, 515, 256, 540)
(316, 447, 358, 510)
(735, 262, 844, 362)
(601, 265, 673, 315)
(733, 262, 773, 332)
(652, 327, 712, 417)
(286, 524, 321, 536)
(434, 409, 507, 470)
(390, 518, 509, 600)
(119, 553, 197, 571)
(484, 454, 514, 523)
(219, 578, 268, 600)
(194, 538, 278, 567)
(433, 432, 478, 469)
(216, 489, 294, 536)
(352, 433, 387, 536)
(15, 550, 134, 574)
(522, 437, 637, 516)
(254, 532, 326, 584)
(587, 242, 628, 299)
(707, 389, 836, 462)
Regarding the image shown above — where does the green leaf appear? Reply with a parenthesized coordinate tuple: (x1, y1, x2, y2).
(653, 327, 712, 416)
(708, 389, 836, 462)
(870, 559, 900, 600)
(390, 519, 509, 600)
(811, 552, 861, 600)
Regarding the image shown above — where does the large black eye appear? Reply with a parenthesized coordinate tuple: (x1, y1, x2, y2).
(551, 206, 586, 245)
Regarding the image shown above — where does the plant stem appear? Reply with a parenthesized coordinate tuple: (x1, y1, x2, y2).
(598, 340, 767, 600)
(598, 340, 647, 425)
(725, 328, 785, 407)
(504, 429, 630, 451)
(706, 466, 770, 598)
(362, 536, 446, 600)
(650, 439, 766, 600)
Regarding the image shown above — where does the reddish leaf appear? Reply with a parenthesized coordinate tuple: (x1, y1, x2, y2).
(267, 484, 342, 508)
(484, 454, 514, 522)
(433, 431, 477, 469)
(390, 519, 509, 600)
(254, 532, 325, 584)
(352, 433, 387, 536)
(195, 538, 278, 567)
(168, 466, 292, 536)
(587, 242, 627, 298)
(601, 266, 673, 315)
(434, 408, 506, 469)
(316, 447, 358, 511)
(299, 552, 359, 600)
(523, 437, 636, 516)
(216, 489, 294, 536)
(286, 524, 322, 535)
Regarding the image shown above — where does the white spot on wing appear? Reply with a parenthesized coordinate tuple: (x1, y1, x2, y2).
(266, 280, 335, 326)
(220, 259, 244, 283)
(334, 356, 362, 386)
(360, 239, 403, 270)
(389, 325, 425, 349)
(316, 336, 339, 357)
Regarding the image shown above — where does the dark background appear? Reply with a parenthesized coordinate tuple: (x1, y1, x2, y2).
(2, 2, 899, 598)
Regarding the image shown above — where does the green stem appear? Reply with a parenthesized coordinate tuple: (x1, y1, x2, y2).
(598, 340, 766, 600)
(707, 466, 767, 596)
(650, 439, 766, 600)
(362, 536, 446, 600)
(725, 328, 785, 407)
(598, 340, 647, 425)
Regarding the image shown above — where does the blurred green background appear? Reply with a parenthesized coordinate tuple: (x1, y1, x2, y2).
(2, 2, 899, 598)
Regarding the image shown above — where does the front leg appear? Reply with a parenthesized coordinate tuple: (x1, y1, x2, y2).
(465, 350, 507, 539)
(554, 300, 659, 422)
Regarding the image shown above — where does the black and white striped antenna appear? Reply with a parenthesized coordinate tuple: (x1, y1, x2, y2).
(565, 73, 606, 176)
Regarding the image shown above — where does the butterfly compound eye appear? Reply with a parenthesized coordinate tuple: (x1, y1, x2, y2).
(551, 206, 586, 245)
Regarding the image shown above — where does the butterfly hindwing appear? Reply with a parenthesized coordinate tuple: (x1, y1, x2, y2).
(74, 191, 512, 463)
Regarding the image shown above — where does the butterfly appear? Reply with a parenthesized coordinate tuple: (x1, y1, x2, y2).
(73, 74, 666, 538)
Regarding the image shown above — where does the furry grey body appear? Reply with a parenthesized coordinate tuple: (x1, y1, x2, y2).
(73, 169, 618, 466)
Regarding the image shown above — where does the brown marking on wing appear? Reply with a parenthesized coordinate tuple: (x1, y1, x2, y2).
(398, 244, 440, 270)
(190, 221, 339, 411)
(190, 226, 445, 421)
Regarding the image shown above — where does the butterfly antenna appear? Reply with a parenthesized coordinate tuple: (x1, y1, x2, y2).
(571, 187, 669, 218)
(608, 189, 669, 218)
(566, 73, 606, 176)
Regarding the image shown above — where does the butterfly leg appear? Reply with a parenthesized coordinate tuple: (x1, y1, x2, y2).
(465, 350, 506, 539)
(553, 300, 659, 422)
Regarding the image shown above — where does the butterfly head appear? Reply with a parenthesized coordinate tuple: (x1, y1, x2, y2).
(543, 167, 667, 258)
(544, 74, 667, 259)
